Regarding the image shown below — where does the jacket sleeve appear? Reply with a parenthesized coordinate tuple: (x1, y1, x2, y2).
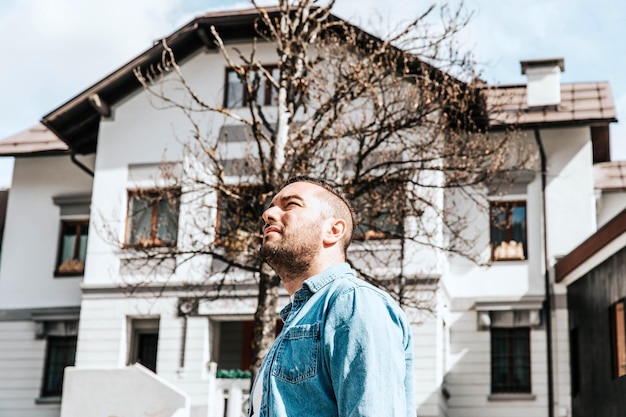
(323, 285, 415, 417)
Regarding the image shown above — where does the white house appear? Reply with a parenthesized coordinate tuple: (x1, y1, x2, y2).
(0, 7, 618, 417)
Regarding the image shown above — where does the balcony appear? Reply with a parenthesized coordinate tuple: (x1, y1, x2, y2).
(208, 362, 250, 417)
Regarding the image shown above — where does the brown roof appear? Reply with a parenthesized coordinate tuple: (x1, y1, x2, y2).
(0, 124, 68, 156)
(486, 82, 617, 129)
(594, 161, 626, 191)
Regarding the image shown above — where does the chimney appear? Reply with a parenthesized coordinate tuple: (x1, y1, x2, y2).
(520, 58, 565, 107)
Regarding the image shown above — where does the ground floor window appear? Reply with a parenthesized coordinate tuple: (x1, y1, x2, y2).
(128, 318, 159, 372)
(40, 321, 78, 398)
(491, 327, 531, 393)
(211, 319, 283, 377)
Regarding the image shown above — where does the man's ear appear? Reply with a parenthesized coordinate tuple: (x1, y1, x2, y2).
(323, 218, 347, 246)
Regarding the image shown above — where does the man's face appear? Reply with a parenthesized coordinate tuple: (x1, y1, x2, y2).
(260, 181, 326, 272)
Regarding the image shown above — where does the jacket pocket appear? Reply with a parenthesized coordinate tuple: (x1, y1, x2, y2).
(272, 322, 320, 383)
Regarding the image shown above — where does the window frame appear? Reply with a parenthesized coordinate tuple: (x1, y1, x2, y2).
(610, 299, 626, 378)
(128, 318, 159, 373)
(215, 184, 264, 251)
(125, 188, 181, 249)
(490, 200, 527, 261)
(352, 184, 405, 242)
(224, 65, 280, 108)
(212, 318, 283, 375)
(490, 327, 532, 394)
(40, 335, 77, 398)
(55, 219, 89, 276)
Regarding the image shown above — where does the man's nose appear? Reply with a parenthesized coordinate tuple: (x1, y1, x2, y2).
(262, 206, 279, 224)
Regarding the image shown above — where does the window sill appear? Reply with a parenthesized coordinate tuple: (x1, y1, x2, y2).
(123, 243, 177, 250)
(120, 245, 178, 255)
(491, 258, 529, 263)
(35, 396, 61, 405)
(54, 271, 84, 278)
(488, 393, 536, 401)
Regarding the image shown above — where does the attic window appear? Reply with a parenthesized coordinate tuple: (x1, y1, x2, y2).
(353, 184, 404, 241)
(224, 66, 280, 108)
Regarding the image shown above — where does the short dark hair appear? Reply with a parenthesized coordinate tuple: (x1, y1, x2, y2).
(283, 176, 356, 251)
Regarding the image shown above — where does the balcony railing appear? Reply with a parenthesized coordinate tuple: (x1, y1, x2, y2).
(207, 362, 250, 417)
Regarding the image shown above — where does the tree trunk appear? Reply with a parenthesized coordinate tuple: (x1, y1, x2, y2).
(250, 262, 281, 385)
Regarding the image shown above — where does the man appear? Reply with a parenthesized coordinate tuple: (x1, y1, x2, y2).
(249, 176, 415, 417)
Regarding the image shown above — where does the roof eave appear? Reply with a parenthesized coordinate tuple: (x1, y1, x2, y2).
(0, 150, 71, 158)
(555, 207, 626, 283)
(488, 117, 618, 132)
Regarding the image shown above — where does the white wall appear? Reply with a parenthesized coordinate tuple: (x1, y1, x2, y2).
(0, 155, 93, 309)
(541, 126, 596, 260)
(443, 170, 544, 304)
(596, 190, 626, 227)
(0, 320, 59, 417)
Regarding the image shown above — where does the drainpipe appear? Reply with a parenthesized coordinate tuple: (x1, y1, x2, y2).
(533, 128, 555, 417)
(70, 151, 94, 177)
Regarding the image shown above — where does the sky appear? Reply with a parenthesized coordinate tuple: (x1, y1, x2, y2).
(0, 0, 624, 189)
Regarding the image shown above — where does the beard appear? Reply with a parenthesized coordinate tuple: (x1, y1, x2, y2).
(259, 222, 321, 280)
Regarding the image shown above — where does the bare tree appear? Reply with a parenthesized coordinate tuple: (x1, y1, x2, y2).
(119, 0, 532, 379)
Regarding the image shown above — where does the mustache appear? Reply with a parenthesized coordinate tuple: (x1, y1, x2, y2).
(263, 223, 283, 233)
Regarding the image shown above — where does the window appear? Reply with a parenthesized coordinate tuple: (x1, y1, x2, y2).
(55, 220, 88, 275)
(225, 66, 280, 108)
(611, 299, 626, 378)
(216, 185, 264, 251)
(211, 319, 283, 376)
(490, 201, 527, 261)
(353, 184, 404, 241)
(215, 321, 254, 372)
(126, 189, 180, 248)
(491, 327, 531, 393)
(41, 337, 77, 397)
(128, 318, 159, 373)
(39, 321, 78, 398)
(479, 309, 539, 395)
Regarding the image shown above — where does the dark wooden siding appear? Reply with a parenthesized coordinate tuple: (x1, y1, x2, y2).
(567, 245, 626, 417)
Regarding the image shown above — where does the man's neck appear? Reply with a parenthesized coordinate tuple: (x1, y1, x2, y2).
(279, 259, 344, 295)
(278, 265, 320, 295)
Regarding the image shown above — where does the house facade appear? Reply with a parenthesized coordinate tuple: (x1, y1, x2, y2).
(0, 8, 619, 417)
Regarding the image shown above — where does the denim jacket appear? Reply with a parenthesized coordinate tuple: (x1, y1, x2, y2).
(248, 263, 415, 417)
